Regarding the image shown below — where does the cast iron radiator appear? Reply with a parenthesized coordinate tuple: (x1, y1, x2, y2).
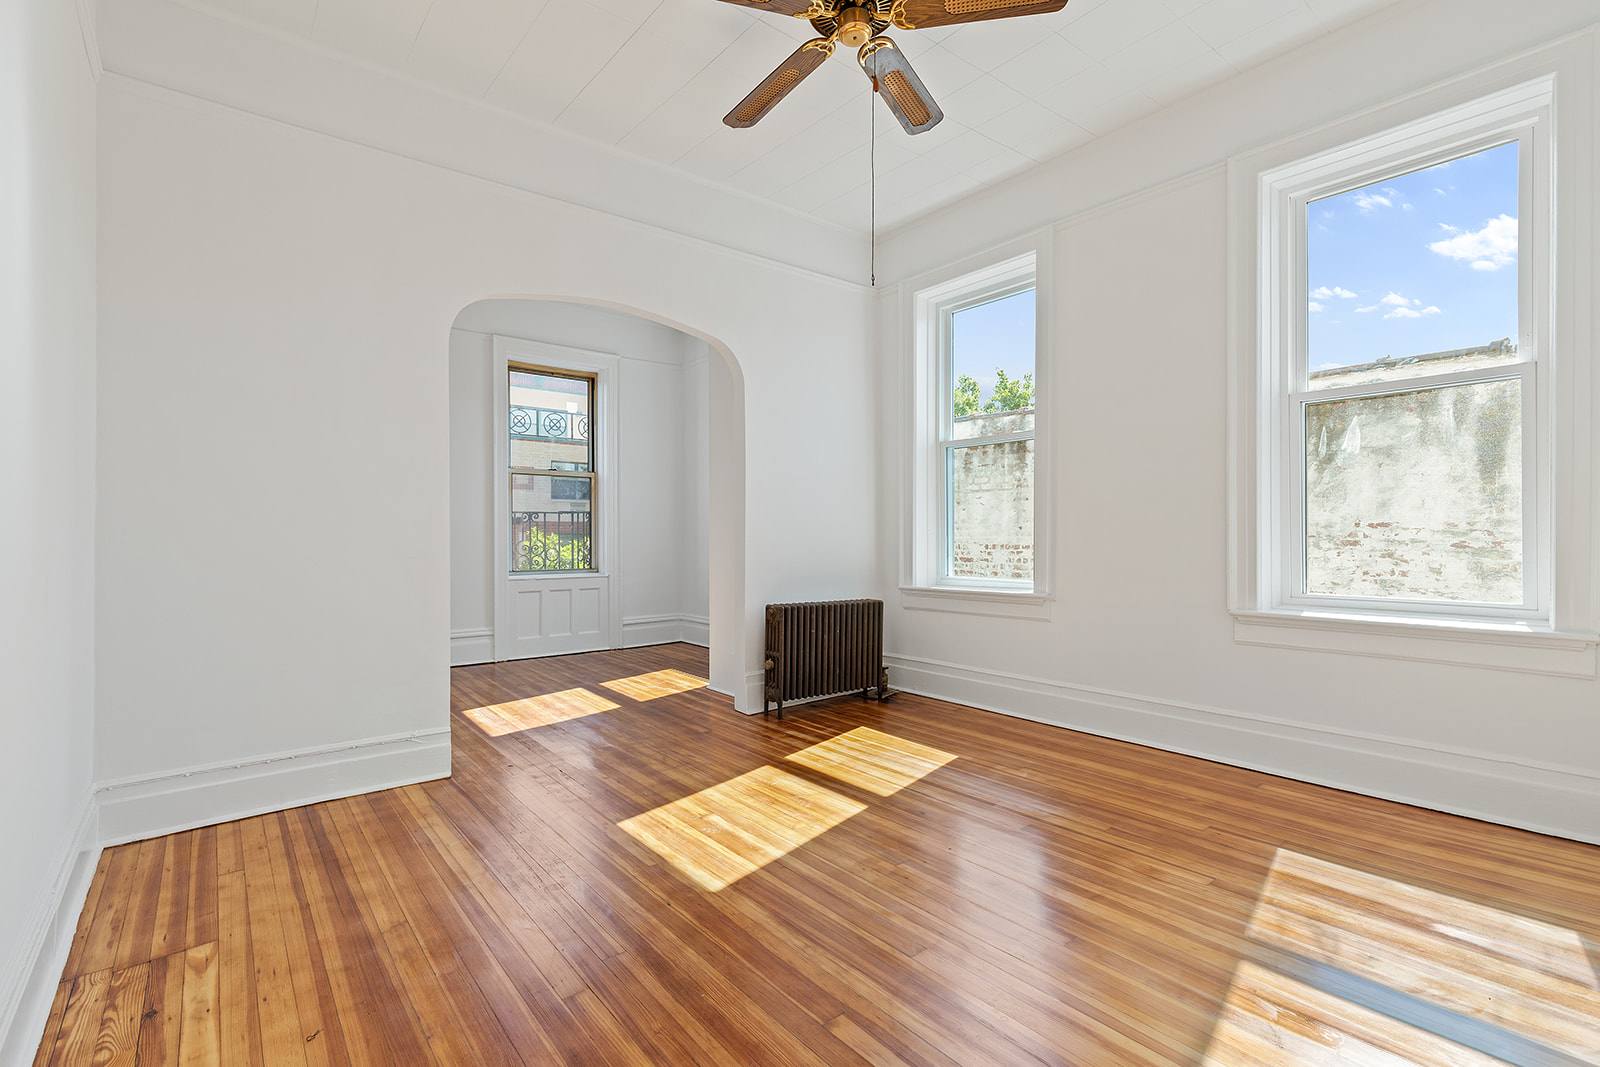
(763, 598, 890, 719)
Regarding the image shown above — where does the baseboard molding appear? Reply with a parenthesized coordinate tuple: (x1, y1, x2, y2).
(679, 614, 710, 648)
(96, 728, 452, 846)
(450, 627, 494, 666)
(620, 614, 709, 650)
(885, 653, 1600, 846)
(0, 798, 100, 1066)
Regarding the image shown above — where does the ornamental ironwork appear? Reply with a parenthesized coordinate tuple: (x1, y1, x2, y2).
(511, 511, 593, 572)
(509, 405, 590, 444)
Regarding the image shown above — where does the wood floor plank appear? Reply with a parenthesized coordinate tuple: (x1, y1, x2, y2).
(135, 950, 185, 1067)
(178, 942, 221, 1066)
(34, 643, 1600, 1065)
(30, 981, 72, 1067)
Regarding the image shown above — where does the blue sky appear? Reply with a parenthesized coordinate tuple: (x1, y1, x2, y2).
(952, 288, 1035, 406)
(1307, 140, 1519, 371)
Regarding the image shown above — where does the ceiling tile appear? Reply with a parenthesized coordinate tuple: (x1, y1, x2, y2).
(484, 0, 633, 121)
(408, 0, 551, 98)
(992, 32, 1095, 98)
(1215, 5, 1323, 67)
(555, 21, 732, 143)
(940, 75, 1026, 127)
(939, 17, 1052, 72)
(198, 0, 319, 34)
(1185, 0, 1302, 48)
(1059, 0, 1174, 56)
(312, 0, 434, 67)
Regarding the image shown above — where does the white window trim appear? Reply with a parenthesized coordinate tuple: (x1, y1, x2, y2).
(1227, 38, 1599, 677)
(898, 233, 1053, 618)
(491, 336, 622, 636)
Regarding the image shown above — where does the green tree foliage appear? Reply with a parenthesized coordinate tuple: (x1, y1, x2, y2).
(953, 375, 982, 417)
(954, 369, 1036, 418)
(986, 369, 1034, 413)
(518, 527, 588, 571)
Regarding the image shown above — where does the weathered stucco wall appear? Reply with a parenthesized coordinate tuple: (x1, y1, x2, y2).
(1305, 365, 1522, 605)
(951, 411, 1034, 581)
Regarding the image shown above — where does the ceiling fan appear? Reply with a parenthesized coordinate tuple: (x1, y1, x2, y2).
(718, 0, 1067, 135)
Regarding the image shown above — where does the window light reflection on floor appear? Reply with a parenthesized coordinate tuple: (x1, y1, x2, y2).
(599, 668, 708, 702)
(1202, 848, 1600, 1064)
(784, 726, 956, 797)
(617, 765, 866, 891)
(460, 688, 620, 736)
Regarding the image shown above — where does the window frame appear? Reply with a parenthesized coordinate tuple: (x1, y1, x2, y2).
(1227, 48, 1599, 676)
(900, 236, 1053, 612)
(1277, 128, 1544, 622)
(506, 362, 599, 575)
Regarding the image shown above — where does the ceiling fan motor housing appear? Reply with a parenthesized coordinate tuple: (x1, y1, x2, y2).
(836, 6, 873, 47)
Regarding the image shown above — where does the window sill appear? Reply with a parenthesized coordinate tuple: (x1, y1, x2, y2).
(898, 584, 1053, 620)
(1232, 608, 1599, 678)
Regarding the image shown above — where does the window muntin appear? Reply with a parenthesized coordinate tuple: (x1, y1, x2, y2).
(940, 286, 1036, 584)
(1284, 135, 1538, 615)
(508, 366, 596, 574)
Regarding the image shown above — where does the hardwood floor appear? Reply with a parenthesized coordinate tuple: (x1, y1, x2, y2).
(36, 643, 1600, 1065)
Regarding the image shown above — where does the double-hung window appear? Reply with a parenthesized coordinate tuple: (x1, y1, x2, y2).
(905, 246, 1049, 606)
(1231, 66, 1597, 674)
(507, 365, 597, 573)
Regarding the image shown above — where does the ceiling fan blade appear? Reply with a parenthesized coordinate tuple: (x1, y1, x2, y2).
(723, 38, 835, 129)
(887, 0, 1066, 30)
(859, 38, 943, 135)
(710, 0, 821, 17)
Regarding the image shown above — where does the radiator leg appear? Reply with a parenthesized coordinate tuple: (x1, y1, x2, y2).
(776, 698, 783, 721)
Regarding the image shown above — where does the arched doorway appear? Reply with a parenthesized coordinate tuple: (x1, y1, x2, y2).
(446, 297, 747, 704)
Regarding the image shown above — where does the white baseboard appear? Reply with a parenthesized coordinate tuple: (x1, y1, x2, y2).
(0, 799, 100, 1066)
(620, 614, 710, 650)
(450, 627, 494, 666)
(679, 614, 710, 648)
(886, 653, 1600, 846)
(96, 728, 452, 846)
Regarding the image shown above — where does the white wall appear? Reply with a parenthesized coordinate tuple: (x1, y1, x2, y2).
(0, 0, 101, 1058)
(875, 0, 1600, 843)
(448, 300, 716, 662)
(93, 1, 876, 843)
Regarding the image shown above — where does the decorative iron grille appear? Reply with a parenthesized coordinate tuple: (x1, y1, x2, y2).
(509, 406, 590, 444)
(512, 511, 593, 572)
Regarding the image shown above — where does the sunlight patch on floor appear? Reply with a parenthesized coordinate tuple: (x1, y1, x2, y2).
(784, 726, 956, 797)
(600, 668, 708, 702)
(1202, 960, 1502, 1065)
(1203, 848, 1600, 1064)
(460, 688, 620, 736)
(617, 765, 866, 891)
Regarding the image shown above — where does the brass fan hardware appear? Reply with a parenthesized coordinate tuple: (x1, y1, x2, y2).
(716, 0, 1068, 134)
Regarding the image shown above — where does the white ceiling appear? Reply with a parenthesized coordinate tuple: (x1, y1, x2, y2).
(183, 0, 1400, 231)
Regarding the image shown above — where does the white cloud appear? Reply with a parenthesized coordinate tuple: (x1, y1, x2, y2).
(1429, 214, 1517, 271)
(1378, 292, 1441, 319)
(1310, 285, 1357, 300)
(1384, 305, 1442, 320)
(1308, 301, 1325, 313)
(1354, 192, 1393, 212)
(1355, 305, 1377, 314)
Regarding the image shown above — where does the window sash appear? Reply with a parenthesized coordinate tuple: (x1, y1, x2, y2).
(1275, 124, 1544, 620)
(1282, 362, 1538, 616)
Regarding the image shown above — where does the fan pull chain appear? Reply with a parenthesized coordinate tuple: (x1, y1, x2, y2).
(870, 69, 877, 288)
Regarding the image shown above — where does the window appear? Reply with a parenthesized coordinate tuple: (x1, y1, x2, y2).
(905, 245, 1048, 608)
(508, 366, 596, 573)
(945, 288, 1036, 584)
(1229, 64, 1598, 675)
(1296, 140, 1532, 611)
